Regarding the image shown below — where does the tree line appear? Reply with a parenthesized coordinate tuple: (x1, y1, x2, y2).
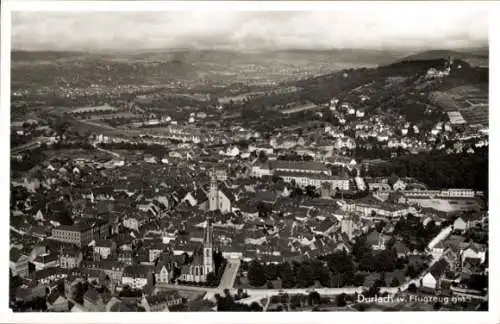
(360, 147, 488, 191)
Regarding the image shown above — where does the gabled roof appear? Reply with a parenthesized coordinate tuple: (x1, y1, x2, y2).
(257, 189, 282, 203)
(366, 230, 382, 245)
(47, 289, 66, 305)
(83, 286, 102, 304)
(146, 291, 181, 306)
(193, 189, 208, 203)
(123, 264, 153, 279)
(219, 183, 236, 203)
(315, 219, 336, 233)
(464, 242, 486, 253)
(33, 252, 58, 264)
(429, 258, 450, 279)
(96, 260, 125, 271)
(270, 160, 330, 173)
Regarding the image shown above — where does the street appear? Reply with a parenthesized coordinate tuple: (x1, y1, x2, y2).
(218, 258, 241, 290)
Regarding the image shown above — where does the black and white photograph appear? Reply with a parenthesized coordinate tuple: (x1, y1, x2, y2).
(1, 1, 497, 323)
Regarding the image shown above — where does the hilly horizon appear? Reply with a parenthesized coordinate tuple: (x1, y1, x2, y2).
(11, 48, 488, 65)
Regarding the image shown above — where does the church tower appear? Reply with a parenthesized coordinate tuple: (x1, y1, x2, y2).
(341, 214, 354, 240)
(203, 216, 214, 276)
(208, 169, 219, 211)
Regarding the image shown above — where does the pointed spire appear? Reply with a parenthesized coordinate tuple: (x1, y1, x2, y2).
(204, 214, 213, 247)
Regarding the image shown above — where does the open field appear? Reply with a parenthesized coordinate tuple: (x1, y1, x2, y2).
(71, 104, 118, 114)
(281, 102, 322, 115)
(429, 85, 488, 126)
(79, 112, 139, 121)
(42, 148, 112, 161)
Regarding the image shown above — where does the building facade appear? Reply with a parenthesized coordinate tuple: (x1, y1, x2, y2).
(51, 219, 110, 248)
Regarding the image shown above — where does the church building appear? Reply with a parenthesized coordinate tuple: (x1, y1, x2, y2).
(179, 217, 215, 283)
(207, 169, 234, 214)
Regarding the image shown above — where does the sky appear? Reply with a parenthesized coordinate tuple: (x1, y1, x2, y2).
(11, 10, 488, 52)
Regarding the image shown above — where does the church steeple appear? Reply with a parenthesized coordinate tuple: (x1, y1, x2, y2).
(203, 214, 214, 276)
(208, 168, 219, 211)
(204, 215, 213, 247)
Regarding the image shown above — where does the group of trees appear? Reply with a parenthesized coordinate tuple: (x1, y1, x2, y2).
(288, 185, 321, 199)
(245, 232, 431, 290)
(215, 289, 262, 312)
(393, 214, 441, 252)
(245, 246, 407, 290)
(97, 142, 169, 158)
(267, 291, 323, 311)
(11, 148, 46, 175)
(277, 154, 314, 162)
(364, 147, 488, 191)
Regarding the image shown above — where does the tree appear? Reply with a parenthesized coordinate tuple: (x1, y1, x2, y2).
(407, 283, 418, 293)
(250, 302, 263, 312)
(278, 262, 295, 288)
(405, 264, 419, 279)
(308, 291, 321, 306)
(258, 151, 268, 162)
(247, 260, 266, 287)
(207, 272, 217, 285)
(390, 278, 400, 287)
(310, 260, 330, 286)
(223, 289, 234, 310)
(280, 293, 290, 305)
(9, 274, 23, 300)
(264, 263, 279, 282)
(353, 273, 366, 287)
(31, 296, 48, 311)
(296, 264, 314, 288)
(213, 251, 224, 274)
(325, 251, 355, 274)
(376, 249, 397, 272)
(305, 185, 318, 198)
(72, 282, 85, 304)
(336, 293, 347, 307)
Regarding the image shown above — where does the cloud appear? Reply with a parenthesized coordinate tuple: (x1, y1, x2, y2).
(11, 10, 488, 51)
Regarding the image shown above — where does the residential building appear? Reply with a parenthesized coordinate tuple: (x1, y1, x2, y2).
(121, 265, 154, 290)
(32, 252, 59, 271)
(141, 291, 183, 312)
(93, 240, 117, 260)
(453, 217, 468, 233)
(10, 248, 30, 277)
(51, 219, 110, 248)
(276, 171, 350, 190)
(59, 249, 83, 269)
(421, 258, 450, 290)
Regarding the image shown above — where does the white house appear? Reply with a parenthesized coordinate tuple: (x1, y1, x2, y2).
(461, 243, 487, 266)
(431, 241, 446, 260)
(122, 265, 153, 289)
(453, 217, 468, 233)
(93, 240, 116, 260)
(421, 258, 450, 290)
(32, 253, 59, 271)
(392, 180, 407, 191)
(155, 257, 175, 284)
(251, 164, 273, 178)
